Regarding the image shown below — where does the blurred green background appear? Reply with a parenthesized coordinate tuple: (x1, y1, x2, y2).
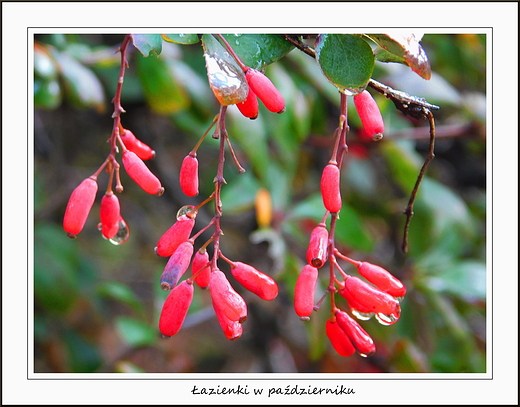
(33, 33, 486, 373)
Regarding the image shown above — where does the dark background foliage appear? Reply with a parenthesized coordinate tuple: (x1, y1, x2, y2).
(33, 33, 486, 373)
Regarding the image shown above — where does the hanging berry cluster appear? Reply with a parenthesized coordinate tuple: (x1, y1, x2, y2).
(294, 90, 407, 358)
(63, 35, 163, 244)
(156, 34, 284, 340)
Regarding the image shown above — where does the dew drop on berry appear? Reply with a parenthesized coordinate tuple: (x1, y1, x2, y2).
(351, 309, 374, 321)
(176, 205, 197, 220)
(109, 218, 130, 245)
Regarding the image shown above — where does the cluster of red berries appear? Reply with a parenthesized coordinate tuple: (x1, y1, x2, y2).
(63, 125, 162, 243)
(293, 88, 406, 358)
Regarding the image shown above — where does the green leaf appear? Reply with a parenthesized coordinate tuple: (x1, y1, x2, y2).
(34, 78, 62, 109)
(97, 281, 144, 315)
(315, 34, 375, 92)
(365, 33, 431, 80)
(220, 170, 260, 214)
(62, 328, 102, 373)
(162, 33, 200, 44)
(49, 48, 106, 112)
(115, 316, 157, 347)
(286, 193, 324, 222)
(219, 34, 294, 70)
(130, 34, 163, 56)
(334, 204, 375, 252)
(136, 48, 189, 114)
(34, 44, 58, 80)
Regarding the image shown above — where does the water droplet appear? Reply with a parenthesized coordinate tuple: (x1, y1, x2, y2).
(351, 309, 374, 321)
(97, 222, 102, 231)
(109, 218, 130, 245)
(176, 205, 197, 219)
(375, 311, 400, 326)
(339, 84, 367, 96)
(204, 54, 248, 105)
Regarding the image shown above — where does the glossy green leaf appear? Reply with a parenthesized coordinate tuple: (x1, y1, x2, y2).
(162, 33, 200, 44)
(136, 50, 189, 114)
(115, 316, 157, 347)
(131, 34, 163, 56)
(366, 33, 431, 80)
(286, 193, 325, 222)
(49, 48, 106, 112)
(315, 34, 375, 92)
(219, 34, 294, 70)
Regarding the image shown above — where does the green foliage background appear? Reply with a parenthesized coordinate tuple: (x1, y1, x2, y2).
(33, 33, 486, 373)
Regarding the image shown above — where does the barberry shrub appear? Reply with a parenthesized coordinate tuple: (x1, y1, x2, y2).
(39, 32, 487, 374)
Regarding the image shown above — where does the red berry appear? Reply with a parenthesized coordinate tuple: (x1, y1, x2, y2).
(320, 163, 342, 213)
(191, 249, 210, 288)
(306, 224, 329, 268)
(160, 241, 194, 291)
(236, 87, 259, 119)
(353, 90, 384, 140)
(214, 304, 243, 341)
(63, 177, 98, 238)
(122, 150, 163, 195)
(100, 192, 121, 239)
(294, 265, 319, 320)
(159, 280, 194, 337)
(179, 153, 199, 197)
(357, 262, 406, 298)
(120, 129, 155, 160)
(210, 269, 247, 323)
(245, 68, 285, 113)
(230, 262, 278, 301)
(335, 310, 376, 357)
(339, 276, 401, 323)
(326, 318, 355, 357)
(155, 215, 195, 257)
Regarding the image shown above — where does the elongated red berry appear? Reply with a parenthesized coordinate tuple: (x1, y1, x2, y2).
(210, 269, 247, 323)
(100, 191, 121, 239)
(191, 249, 210, 288)
(230, 262, 278, 301)
(353, 90, 384, 140)
(320, 163, 342, 213)
(339, 276, 401, 323)
(294, 265, 319, 320)
(306, 224, 329, 268)
(236, 87, 259, 119)
(63, 177, 98, 238)
(357, 262, 406, 298)
(159, 280, 194, 337)
(155, 215, 195, 257)
(245, 68, 285, 113)
(160, 241, 194, 291)
(214, 303, 243, 341)
(120, 129, 155, 160)
(122, 150, 163, 195)
(179, 153, 199, 197)
(326, 318, 355, 357)
(335, 310, 376, 357)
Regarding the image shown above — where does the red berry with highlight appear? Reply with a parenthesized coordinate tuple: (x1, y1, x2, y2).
(122, 150, 163, 195)
(353, 90, 384, 140)
(179, 153, 199, 197)
(230, 262, 278, 301)
(191, 249, 210, 288)
(335, 310, 376, 357)
(155, 215, 195, 257)
(159, 280, 194, 337)
(120, 129, 155, 160)
(63, 177, 98, 238)
(320, 163, 342, 213)
(357, 262, 406, 298)
(294, 265, 319, 320)
(236, 87, 259, 119)
(100, 192, 121, 239)
(306, 224, 329, 268)
(160, 241, 194, 291)
(245, 68, 285, 113)
(214, 304, 243, 341)
(326, 318, 356, 357)
(210, 269, 247, 323)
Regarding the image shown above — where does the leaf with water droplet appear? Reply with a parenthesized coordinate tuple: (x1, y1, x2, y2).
(161, 34, 200, 44)
(201, 34, 248, 105)
(365, 33, 431, 80)
(130, 34, 163, 57)
(219, 34, 294, 71)
(315, 34, 375, 93)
